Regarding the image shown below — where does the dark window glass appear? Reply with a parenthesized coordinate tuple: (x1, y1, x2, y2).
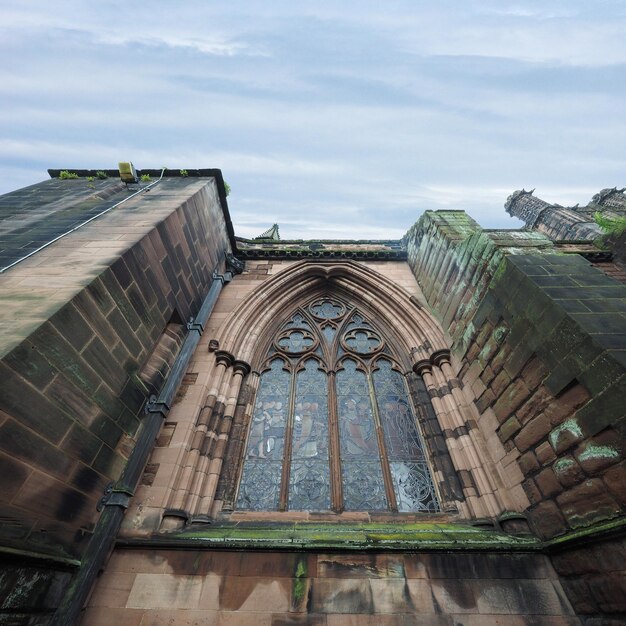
(237, 303, 440, 513)
(336, 360, 387, 510)
(373, 360, 439, 512)
(289, 359, 330, 510)
(237, 359, 290, 510)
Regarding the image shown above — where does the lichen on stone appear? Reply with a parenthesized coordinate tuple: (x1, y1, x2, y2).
(549, 419, 583, 449)
(577, 443, 619, 463)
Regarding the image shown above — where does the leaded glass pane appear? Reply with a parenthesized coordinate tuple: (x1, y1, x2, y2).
(373, 360, 439, 512)
(277, 330, 315, 353)
(344, 329, 382, 355)
(289, 359, 330, 510)
(284, 313, 311, 329)
(336, 360, 387, 510)
(321, 325, 336, 344)
(237, 359, 290, 510)
(310, 300, 345, 319)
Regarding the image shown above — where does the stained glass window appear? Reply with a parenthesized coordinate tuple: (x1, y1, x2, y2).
(336, 360, 387, 510)
(236, 302, 440, 513)
(237, 359, 290, 510)
(373, 360, 439, 512)
(289, 359, 330, 510)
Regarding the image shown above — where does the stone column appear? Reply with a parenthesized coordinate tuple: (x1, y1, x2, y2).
(160, 351, 232, 529)
(413, 350, 504, 519)
(190, 360, 250, 522)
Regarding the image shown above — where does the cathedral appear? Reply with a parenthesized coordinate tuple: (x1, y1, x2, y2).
(0, 167, 624, 625)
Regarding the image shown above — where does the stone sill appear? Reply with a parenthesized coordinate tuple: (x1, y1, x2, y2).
(118, 521, 540, 552)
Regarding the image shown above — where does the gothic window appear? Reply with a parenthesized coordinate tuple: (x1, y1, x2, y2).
(236, 297, 440, 513)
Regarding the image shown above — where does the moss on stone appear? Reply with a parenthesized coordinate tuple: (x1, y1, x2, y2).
(163, 521, 540, 551)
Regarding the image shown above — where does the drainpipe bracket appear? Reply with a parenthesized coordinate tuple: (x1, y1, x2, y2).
(186, 316, 204, 334)
(212, 270, 227, 285)
(97, 483, 132, 512)
(144, 394, 170, 417)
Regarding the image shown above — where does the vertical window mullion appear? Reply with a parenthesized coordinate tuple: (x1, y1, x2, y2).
(367, 373, 398, 512)
(278, 363, 297, 511)
(327, 371, 343, 511)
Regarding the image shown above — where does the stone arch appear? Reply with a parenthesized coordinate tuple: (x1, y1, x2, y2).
(215, 260, 450, 369)
(212, 261, 488, 516)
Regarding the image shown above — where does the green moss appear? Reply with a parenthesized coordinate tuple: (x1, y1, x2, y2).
(553, 458, 575, 474)
(292, 557, 308, 606)
(167, 521, 539, 551)
(545, 517, 626, 548)
(59, 170, 79, 179)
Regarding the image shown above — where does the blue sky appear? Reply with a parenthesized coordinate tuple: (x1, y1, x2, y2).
(1, 1, 625, 239)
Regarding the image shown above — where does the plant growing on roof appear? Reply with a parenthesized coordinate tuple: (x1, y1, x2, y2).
(180, 169, 188, 177)
(224, 182, 231, 196)
(96, 170, 108, 179)
(59, 170, 79, 179)
(594, 211, 626, 236)
(140, 174, 151, 182)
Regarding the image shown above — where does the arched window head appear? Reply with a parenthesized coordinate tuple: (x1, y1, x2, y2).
(236, 297, 440, 513)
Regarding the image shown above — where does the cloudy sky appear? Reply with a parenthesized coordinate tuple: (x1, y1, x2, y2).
(1, 1, 625, 239)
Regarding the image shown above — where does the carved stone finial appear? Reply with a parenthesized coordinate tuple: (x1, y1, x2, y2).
(208, 339, 219, 352)
(592, 187, 626, 208)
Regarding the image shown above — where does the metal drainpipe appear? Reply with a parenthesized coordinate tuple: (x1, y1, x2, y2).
(0, 169, 166, 274)
(50, 254, 243, 626)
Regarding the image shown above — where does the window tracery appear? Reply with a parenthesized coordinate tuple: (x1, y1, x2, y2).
(236, 297, 439, 513)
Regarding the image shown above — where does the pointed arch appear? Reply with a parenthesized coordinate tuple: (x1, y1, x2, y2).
(215, 260, 449, 369)
(217, 262, 449, 514)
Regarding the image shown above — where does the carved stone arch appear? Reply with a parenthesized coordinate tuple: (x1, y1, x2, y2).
(215, 260, 449, 369)
(214, 261, 478, 516)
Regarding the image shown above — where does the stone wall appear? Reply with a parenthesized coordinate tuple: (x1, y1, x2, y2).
(82, 547, 577, 625)
(0, 176, 233, 620)
(404, 210, 626, 622)
(551, 535, 626, 619)
(121, 259, 443, 533)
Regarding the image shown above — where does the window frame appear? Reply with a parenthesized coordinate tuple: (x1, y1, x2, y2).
(233, 296, 442, 514)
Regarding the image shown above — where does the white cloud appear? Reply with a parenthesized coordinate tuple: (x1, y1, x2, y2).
(0, 1, 625, 238)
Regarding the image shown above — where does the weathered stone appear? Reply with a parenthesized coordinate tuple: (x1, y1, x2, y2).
(602, 460, 626, 505)
(574, 428, 623, 475)
(514, 413, 552, 453)
(516, 386, 552, 424)
(492, 379, 531, 424)
(534, 467, 562, 498)
(498, 416, 522, 443)
(518, 451, 540, 475)
(549, 418, 585, 455)
(556, 479, 621, 529)
(552, 456, 586, 489)
(535, 441, 557, 465)
(529, 500, 568, 539)
(521, 479, 542, 506)
(489, 369, 511, 399)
